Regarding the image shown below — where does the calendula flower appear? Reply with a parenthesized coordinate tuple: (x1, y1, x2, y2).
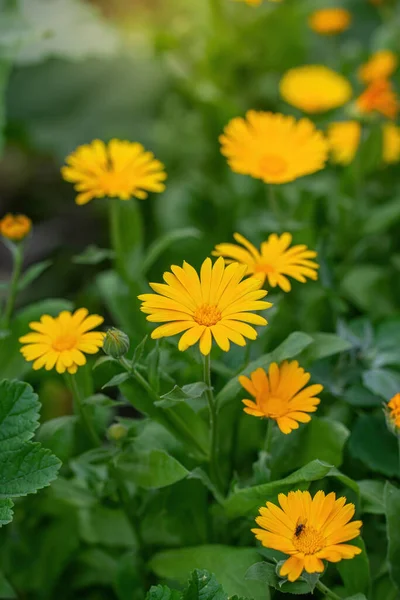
(383, 123, 400, 163)
(387, 393, 400, 430)
(252, 490, 362, 582)
(358, 50, 398, 84)
(308, 8, 351, 35)
(356, 79, 399, 119)
(19, 309, 105, 374)
(0, 214, 32, 242)
(327, 121, 362, 165)
(220, 111, 328, 184)
(138, 257, 272, 355)
(239, 361, 322, 433)
(213, 233, 318, 292)
(234, 0, 282, 4)
(61, 139, 167, 205)
(280, 66, 352, 113)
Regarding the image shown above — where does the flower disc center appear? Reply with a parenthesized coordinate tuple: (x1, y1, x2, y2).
(259, 155, 288, 177)
(194, 304, 222, 327)
(293, 525, 325, 555)
(53, 334, 77, 352)
(255, 263, 275, 275)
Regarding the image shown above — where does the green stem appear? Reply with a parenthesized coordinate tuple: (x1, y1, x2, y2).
(203, 353, 224, 494)
(264, 418, 274, 456)
(267, 185, 280, 225)
(316, 581, 342, 600)
(397, 435, 400, 476)
(209, 0, 223, 29)
(1, 242, 24, 329)
(67, 374, 101, 447)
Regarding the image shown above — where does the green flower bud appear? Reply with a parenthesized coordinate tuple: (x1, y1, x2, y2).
(103, 328, 130, 358)
(107, 423, 128, 442)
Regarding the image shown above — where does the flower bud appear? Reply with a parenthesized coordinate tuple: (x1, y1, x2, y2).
(103, 327, 130, 358)
(107, 423, 128, 442)
(385, 393, 400, 436)
(0, 213, 32, 242)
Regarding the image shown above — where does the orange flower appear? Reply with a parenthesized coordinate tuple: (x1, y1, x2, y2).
(308, 8, 351, 35)
(356, 79, 399, 119)
(0, 214, 32, 242)
(358, 50, 398, 84)
(387, 393, 400, 430)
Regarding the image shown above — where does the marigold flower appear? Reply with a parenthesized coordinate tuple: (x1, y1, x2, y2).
(308, 8, 351, 35)
(327, 121, 362, 165)
(280, 65, 352, 113)
(383, 123, 400, 163)
(358, 50, 398, 84)
(138, 257, 272, 356)
(252, 490, 362, 582)
(239, 361, 322, 433)
(213, 233, 318, 292)
(387, 393, 400, 430)
(0, 214, 32, 242)
(356, 79, 399, 120)
(61, 139, 167, 205)
(19, 308, 105, 374)
(220, 111, 328, 184)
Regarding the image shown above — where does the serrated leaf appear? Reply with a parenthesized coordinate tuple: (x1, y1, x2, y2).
(384, 482, 400, 592)
(184, 570, 226, 600)
(156, 382, 209, 408)
(0, 380, 40, 451)
(245, 562, 311, 595)
(17, 259, 52, 291)
(146, 585, 182, 600)
(0, 498, 14, 526)
(0, 442, 61, 497)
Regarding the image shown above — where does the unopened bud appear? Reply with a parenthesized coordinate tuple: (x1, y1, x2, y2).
(107, 423, 128, 442)
(103, 328, 130, 358)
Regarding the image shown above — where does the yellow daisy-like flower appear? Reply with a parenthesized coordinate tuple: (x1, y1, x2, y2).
(19, 309, 105, 374)
(252, 490, 362, 582)
(387, 393, 400, 429)
(0, 214, 32, 242)
(138, 257, 272, 356)
(61, 139, 167, 205)
(327, 121, 362, 165)
(239, 361, 323, 434)
(213, 233, 318, 292)
(358, 50, 398, 84)
(356, 79, 399, 120)
(308, 8, 351, 35)
(280, 65, 352, 113)
(382, 123, 400, 163)
(220, 111, 328, 184)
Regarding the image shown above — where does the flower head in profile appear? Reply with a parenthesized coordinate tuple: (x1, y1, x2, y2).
(383, 123, 400, 163)
(280, 65, 352, 113)
(213, 233, 318, 292)
(356, 79, 399, 119)
(239, 361, 322, 433)
(220, 111, 328, 184)
(327, 121, 361, 165)
(19, 309, 105, 374)
(0, 214, 32, 242)
(358, 50, 398, 84)
(252, 490, 362, 582)
(386, 393, 400, 432)
(308, 8, 351, 35)
(138, 257, 272, 356)
(61, 139, 167, 205)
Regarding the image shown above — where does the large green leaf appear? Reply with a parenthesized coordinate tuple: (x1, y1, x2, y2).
(116, 448, 188, 489)
(149, 546, 269, 600)
(0, 499, 13, 526)
(358, 480, 385, 515)
(184, 570, 227, 600)
(245, 562, 313, 595)
(0, 380, 40, 451)
(337, 537, 370, 597)
(348, 414, 399, 478)
(305, 333, 352, 361)
(0, 571, 16, 599)
(0, 443, 61, 497)
(223, 460, 358, 519)
(146, 585, 182, 600)
(384, 482, 400, 592)
(363, 368, 400, 401)
(78, 505, 136, 548)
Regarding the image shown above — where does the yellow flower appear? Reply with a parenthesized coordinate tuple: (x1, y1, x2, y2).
(383, 123, 400, 163)
(387, 393, 400, 429)
(358, 50, 398, 84)
(327, 121, 361, 165)
(234, 0, 282, 4)
(61, 139, 167, 205)
(356, 79, 399, 120)
(239, 361, 322, 433)
(19, 308, 105, 374)
(0, 214, 32, 242)
(213, 233, 318, 292)
(138, 257, 272, 356)
(280, 65, 352, 113)
(220, 111, 328, 184)
(308, 8, 351, 35)
(252, 490, 362, 582)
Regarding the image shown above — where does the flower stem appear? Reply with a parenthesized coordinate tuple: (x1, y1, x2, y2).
(1, 242, 24, 329)
(67, 374, 101, 447)
(203, 353, 224, 494)
(264, 418, 274, 456)
(267, 185, 280, 224)
(316, 581, 342, 600)
(209, 0, 223, 29)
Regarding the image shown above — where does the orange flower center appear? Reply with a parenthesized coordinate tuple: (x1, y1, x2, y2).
(53, 334, 77, 352)
(293, 525, 325, 555)
(99, 171, 132, 196)
(255, 263, 275, 275)
(259, 155, 287, 177)
(261, 395, 288, 418)
(193, 304, 222, 327)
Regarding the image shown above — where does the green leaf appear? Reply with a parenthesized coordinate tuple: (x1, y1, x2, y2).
(17, 260, 52, 292)
(73, 244, 114, 265)
(0, 380, 40, 451)
(102, 372, 130, 389)
(223, 460, 357, 519)
(156, 382, 208, 408)
(0, 442, 61, 498)
(343, 385, 382, 408)
(337, 537, 370, 597)
(0, 571, 16, 599)
(132, 335, 148, 366)
(184, 570, 227, 600)
(217, 332, 313, 409)
(348, 414, 398, 478)
(341, 265, 395, 317)
(344, 595, 368, 600)
(363, 198, 400, 235)
(0, 60, 10, 156)
(37, 415, 77, 463)
(0, 498, 13, 526)
(363, 368, 400, 401)
(142, 228, 202, 274)
(384, 482, 400, 592)
(306, 333, 352, 361)
(358, 480, 385, 514)
(245, 562, 312, 595)
(146, 585, 182, 600)
(116, 448, 188, 489)
(150, 548, 268, 600)
(78, 505, 136, 548)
